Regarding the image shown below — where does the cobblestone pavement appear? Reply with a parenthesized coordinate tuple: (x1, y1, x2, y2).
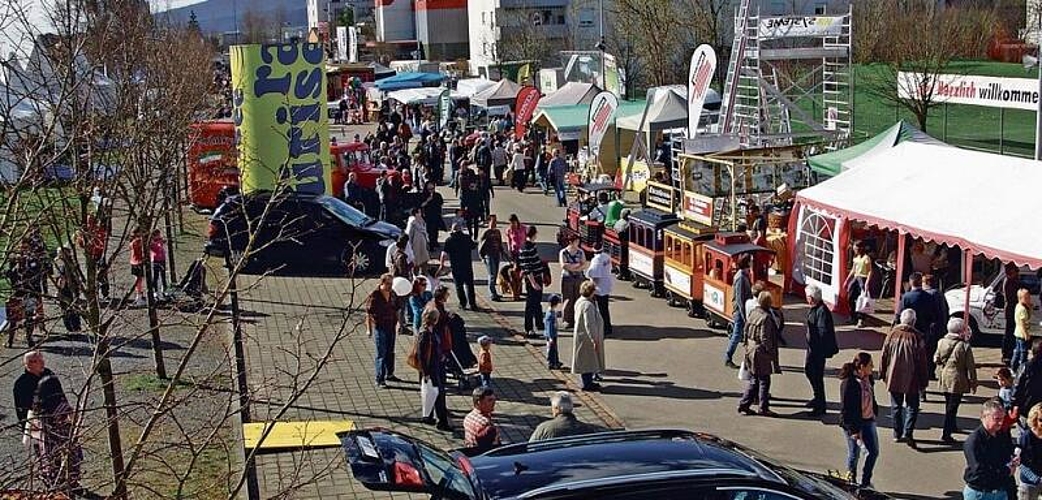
(243, 272, 621, 499)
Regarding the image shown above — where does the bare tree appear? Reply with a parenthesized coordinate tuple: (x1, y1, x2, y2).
(858, 1, 995, 132)
(609, 0, 697, 88)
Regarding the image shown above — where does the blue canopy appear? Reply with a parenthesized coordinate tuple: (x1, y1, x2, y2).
(374, 72, 446, 91)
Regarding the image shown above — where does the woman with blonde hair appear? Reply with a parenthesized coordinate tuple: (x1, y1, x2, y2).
(572, 280, 605, 391)
(1018, 403, 1042, 499)
(1013, 288, 1035, 372)
(417, 307, 451, 431)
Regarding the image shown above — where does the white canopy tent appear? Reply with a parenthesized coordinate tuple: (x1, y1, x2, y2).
(385, 87, 464, 106)
(792, 141, 1042, 309)
(456, 78, 496, 99)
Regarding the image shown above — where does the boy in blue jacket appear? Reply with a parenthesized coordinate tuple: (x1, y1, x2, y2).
(544, 295, 563, 370)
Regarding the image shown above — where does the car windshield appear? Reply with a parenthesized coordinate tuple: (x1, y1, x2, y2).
(416, 446, 478, 500)
(318, 196, 373, 227)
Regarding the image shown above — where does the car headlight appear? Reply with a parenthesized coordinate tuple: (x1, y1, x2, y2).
(379, 239, 394, 247)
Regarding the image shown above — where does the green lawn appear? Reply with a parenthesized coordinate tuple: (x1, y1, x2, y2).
(852, 61, 1038, 157)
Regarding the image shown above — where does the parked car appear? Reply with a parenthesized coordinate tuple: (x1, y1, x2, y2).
(205, 192, 400, 276)
(339, 428, 889, 500)
(946, 265, 1042, 339)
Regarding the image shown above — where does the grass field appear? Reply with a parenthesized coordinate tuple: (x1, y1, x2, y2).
(852, 61, 1038, 157)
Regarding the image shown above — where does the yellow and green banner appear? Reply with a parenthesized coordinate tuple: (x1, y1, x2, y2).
(230, 43, 330, 195)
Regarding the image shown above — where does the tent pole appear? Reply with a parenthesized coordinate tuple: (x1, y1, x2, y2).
(893, 231, 906, 309)
(963, 249, 973, 338)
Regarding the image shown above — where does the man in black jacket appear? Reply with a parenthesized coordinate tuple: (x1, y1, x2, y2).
(895, 272, 938, 337)
(805, 284, 839, 416)
(963, 399, 1016, 498)
(13, 351, 52, 423)
(440, 223, 478, 311)
(1014, 341, 1042, 417)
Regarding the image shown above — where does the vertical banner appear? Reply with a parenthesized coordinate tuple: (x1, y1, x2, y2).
(231, 43, 331, 195)
(513, 86, 541, 139)
(518, 63, 532, 85)
(586, 90, 619, 160)
(438, 88, 452, 129)
(336, 26, 348, 62)
(603, 53, 621, 98)
(348, 26, 359, 63)
(687, 44, 717, 138)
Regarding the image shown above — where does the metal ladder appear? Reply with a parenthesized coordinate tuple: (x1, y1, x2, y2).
(820, 6, 853, 149)
(717, 0, 754, 139)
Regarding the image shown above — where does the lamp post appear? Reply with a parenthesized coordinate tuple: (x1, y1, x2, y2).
(597, 0, 605, 89)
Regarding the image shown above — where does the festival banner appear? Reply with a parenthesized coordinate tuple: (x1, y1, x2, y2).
(603, 53, 621, 98)
(438, 88, 452, 129)
(897, 71, 1039, 111)
(513, 86, 541, 139)
(687, 44, 717, 137)
(348, 27, 359, 63)
(230, 42, 331, 195)
(336, 26, 348, 62)
(758, 15, 845, 39)
(586, 90, 619, 160)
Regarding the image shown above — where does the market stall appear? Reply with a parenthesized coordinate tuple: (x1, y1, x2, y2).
(470, 78, 522, 108)
(791, 140, 1042, 317)
(373, 71, 446, 91)
(537, 82, 600, 108)
(531, 100, 646, 171)
(807, 120, 943, 178)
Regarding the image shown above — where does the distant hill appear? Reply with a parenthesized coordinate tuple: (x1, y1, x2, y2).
(157, 0, 307, 33)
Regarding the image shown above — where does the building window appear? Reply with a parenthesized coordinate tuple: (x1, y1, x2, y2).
(801, 212, 835, 285)
(482, 42, 488, 56)
(482, 12, 486, 24)
(814, 2, 827, 15)
(557, 14, 565, 24)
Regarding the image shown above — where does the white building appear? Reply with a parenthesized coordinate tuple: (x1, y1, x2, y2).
(468, 0, 582, 77)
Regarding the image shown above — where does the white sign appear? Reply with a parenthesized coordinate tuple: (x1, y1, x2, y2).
(704, 282, 726, 313)
(687, 44, 717, 138)
(336, 26, 348, 62)
(664, 265, 692, 295)
(758, 15, 845, 39)
(897, 72, 1040, 111)
(587, 91, 619, 160)
(628, 248, 654, 278)
(348, 27, 359, 63)
(307, 0, 320, 29)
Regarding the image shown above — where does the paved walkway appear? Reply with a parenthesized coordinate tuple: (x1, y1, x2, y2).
(242, 273, 620, 498)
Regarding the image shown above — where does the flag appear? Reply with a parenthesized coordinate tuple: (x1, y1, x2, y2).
(438, 88, 452, 129)
(513, 86, 541, 139)
(587, 91, 619, 160)
(687, 44, 717, 138)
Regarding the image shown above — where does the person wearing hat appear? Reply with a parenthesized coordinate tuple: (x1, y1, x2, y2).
(439, 222, 478, 311)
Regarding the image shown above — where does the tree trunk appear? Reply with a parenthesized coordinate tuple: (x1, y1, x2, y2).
(143, 240, 168, 379)
(97, 353, 128, 499)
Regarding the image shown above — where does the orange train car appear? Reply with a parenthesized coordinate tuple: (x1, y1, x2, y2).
(700, 232, 781, 329)
(662, 222, 717, 317)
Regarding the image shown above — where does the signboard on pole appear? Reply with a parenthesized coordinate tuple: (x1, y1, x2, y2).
(230, 43, 331, 195)
(687, 44, 717, 138)
(514, 86, 541, 139)
(645, 181, 677, 213)
(682, 192, 714, 226)
(897, 71, 1040, 111)
(438, 88, 452, 129)
(587, 90, 619, 160)
(758, 15, 845, 39)
(336, 26, 348, 62)
(348, 27, 359, 63)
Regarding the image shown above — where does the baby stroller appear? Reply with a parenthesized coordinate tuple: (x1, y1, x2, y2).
(168, 257, 208, 311)
(444, 312, 479, 391)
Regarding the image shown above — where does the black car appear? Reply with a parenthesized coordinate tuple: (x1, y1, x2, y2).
(340, 428, 890, 500)
(205, 192, 401, 276)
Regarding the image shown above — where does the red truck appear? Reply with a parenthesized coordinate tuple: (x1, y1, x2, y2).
(187, 122, 397, 210)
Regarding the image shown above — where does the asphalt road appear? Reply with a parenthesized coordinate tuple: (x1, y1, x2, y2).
(473, 181, 990, 500)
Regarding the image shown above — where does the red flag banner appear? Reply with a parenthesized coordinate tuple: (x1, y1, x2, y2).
(513, 86, 541, 139)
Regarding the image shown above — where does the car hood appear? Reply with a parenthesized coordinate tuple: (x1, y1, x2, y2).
(362, 220, 401, 241)
(945, 285, 989, 309)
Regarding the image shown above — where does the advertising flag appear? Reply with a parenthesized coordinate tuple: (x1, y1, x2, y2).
(230, 42, 331, 195)
(336, 26, 348, 62)
(438, 88, 452, 129)
(513, 86, 541, 139)
(586, 90, 619, 159)
(687, 44, 717, 137)
(348, 26, 359, 63)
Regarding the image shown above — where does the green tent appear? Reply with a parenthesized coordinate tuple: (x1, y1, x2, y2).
(808, 121, 944, 177)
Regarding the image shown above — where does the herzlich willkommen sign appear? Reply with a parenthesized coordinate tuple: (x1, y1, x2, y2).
(897, 71, 1039, 111)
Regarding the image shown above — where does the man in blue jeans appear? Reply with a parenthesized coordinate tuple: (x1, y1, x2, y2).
(724, 255, 753, 368)
(366, 274, 401, 388)
(478, 215, 505, 302)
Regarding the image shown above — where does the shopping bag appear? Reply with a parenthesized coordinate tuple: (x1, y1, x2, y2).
(855, 293, 875, 315)
(737, 360, 751, 381)
(421, 377, 438, 417)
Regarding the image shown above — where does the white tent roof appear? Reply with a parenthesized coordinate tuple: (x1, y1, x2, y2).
(456, 78, 496, 98)
(472, 79, 522, 108)
(796, 141, 1042, 268)
(385, 87, 463, 106)
(617, 89, 689, 132)
(538, 82, 599, 108)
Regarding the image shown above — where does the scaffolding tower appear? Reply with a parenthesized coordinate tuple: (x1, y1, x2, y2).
(716, 2, 853, 148)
